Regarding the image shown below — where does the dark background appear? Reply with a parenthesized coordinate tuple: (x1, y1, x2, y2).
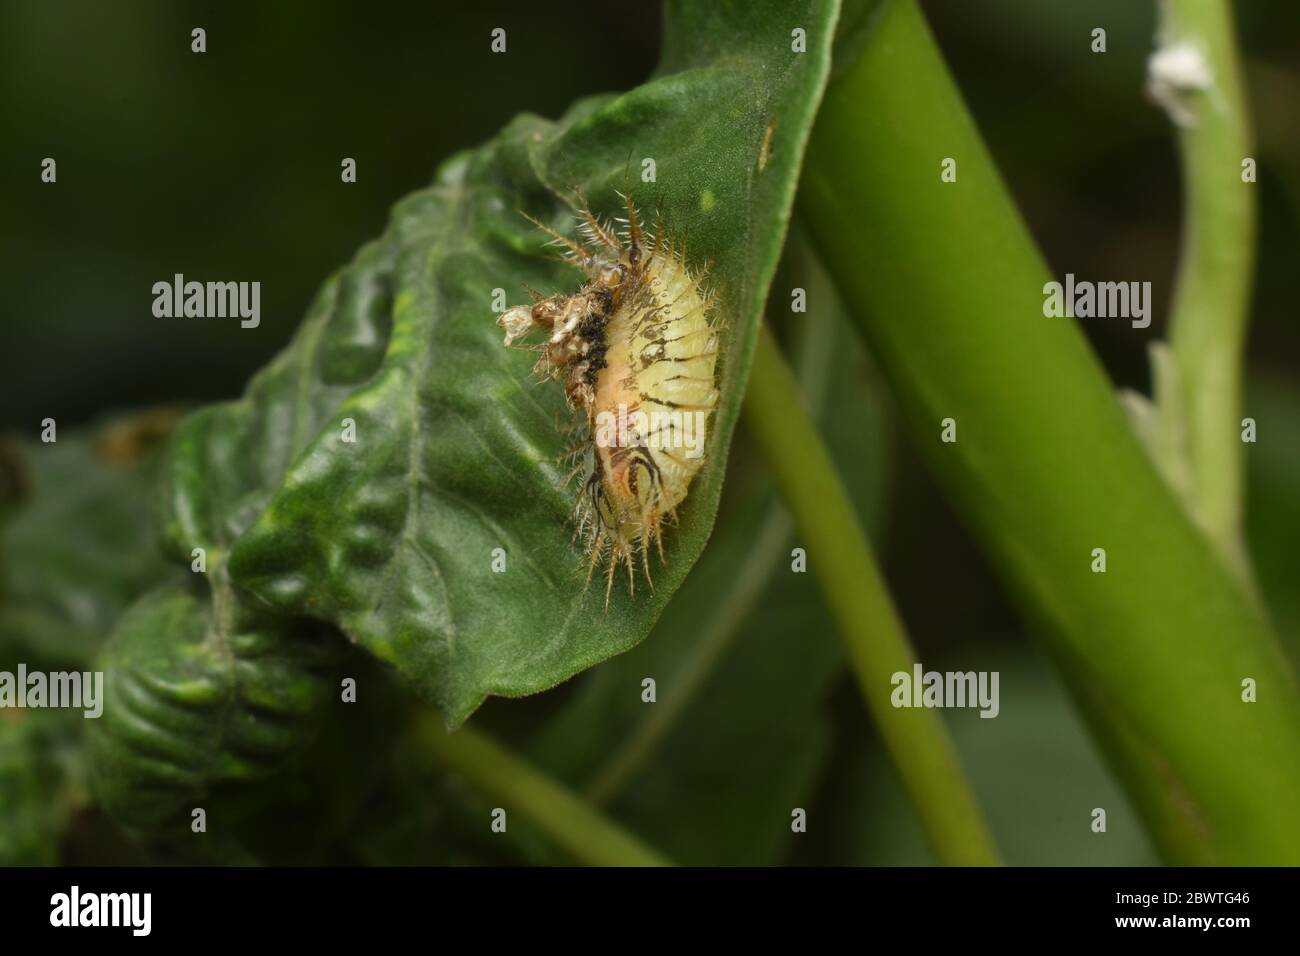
(2, 1, 1296, 865)
(3, 1, 1296, 428)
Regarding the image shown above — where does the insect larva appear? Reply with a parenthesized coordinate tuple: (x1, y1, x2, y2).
(498, 191, 720, 606)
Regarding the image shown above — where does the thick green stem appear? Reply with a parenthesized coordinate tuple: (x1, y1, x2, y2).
(1157, 0, 1257, 582)
(743, 323, 999, 866)
(799, 0, 1300, 863)
(416, 712, 672, 867)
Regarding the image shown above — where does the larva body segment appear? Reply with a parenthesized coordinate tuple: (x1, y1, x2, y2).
(497, 193, 719, 605)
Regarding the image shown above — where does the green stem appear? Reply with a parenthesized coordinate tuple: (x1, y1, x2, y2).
(743, 323, 999, 867)
(585, 509, 791, 804)
(1157, 0, 1257, 583)
(800, 0, 1300, 863)
(416, 712, 673, 867)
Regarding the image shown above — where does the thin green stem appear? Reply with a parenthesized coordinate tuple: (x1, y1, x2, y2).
(416, 712, 673, 867)
(1157, 0, 1257, 583)
(742, 322, 999, 867)
(585, 509, 791, 804)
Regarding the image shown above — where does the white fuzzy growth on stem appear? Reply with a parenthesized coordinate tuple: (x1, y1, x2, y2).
(1146, 40, 1214, 127)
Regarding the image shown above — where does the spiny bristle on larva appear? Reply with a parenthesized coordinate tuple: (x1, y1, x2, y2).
(497, 192, 720, 608)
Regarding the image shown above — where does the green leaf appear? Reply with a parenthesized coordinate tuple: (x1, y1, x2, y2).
(152, 0, 842, 725)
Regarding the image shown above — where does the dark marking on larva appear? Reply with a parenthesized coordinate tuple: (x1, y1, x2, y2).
(495, 191, 719, 607)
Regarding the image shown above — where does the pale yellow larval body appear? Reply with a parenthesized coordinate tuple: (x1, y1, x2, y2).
(497, 194, 720, 602)
(591, 247, 719, 561)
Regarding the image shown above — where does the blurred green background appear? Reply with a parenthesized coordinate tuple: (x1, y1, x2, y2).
(1, 1, 1297, 865)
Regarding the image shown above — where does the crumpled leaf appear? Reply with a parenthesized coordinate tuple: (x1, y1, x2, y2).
(144, 0, 843, 724)
(86, 582, 338, 848)
(201, 646, 410, 865)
